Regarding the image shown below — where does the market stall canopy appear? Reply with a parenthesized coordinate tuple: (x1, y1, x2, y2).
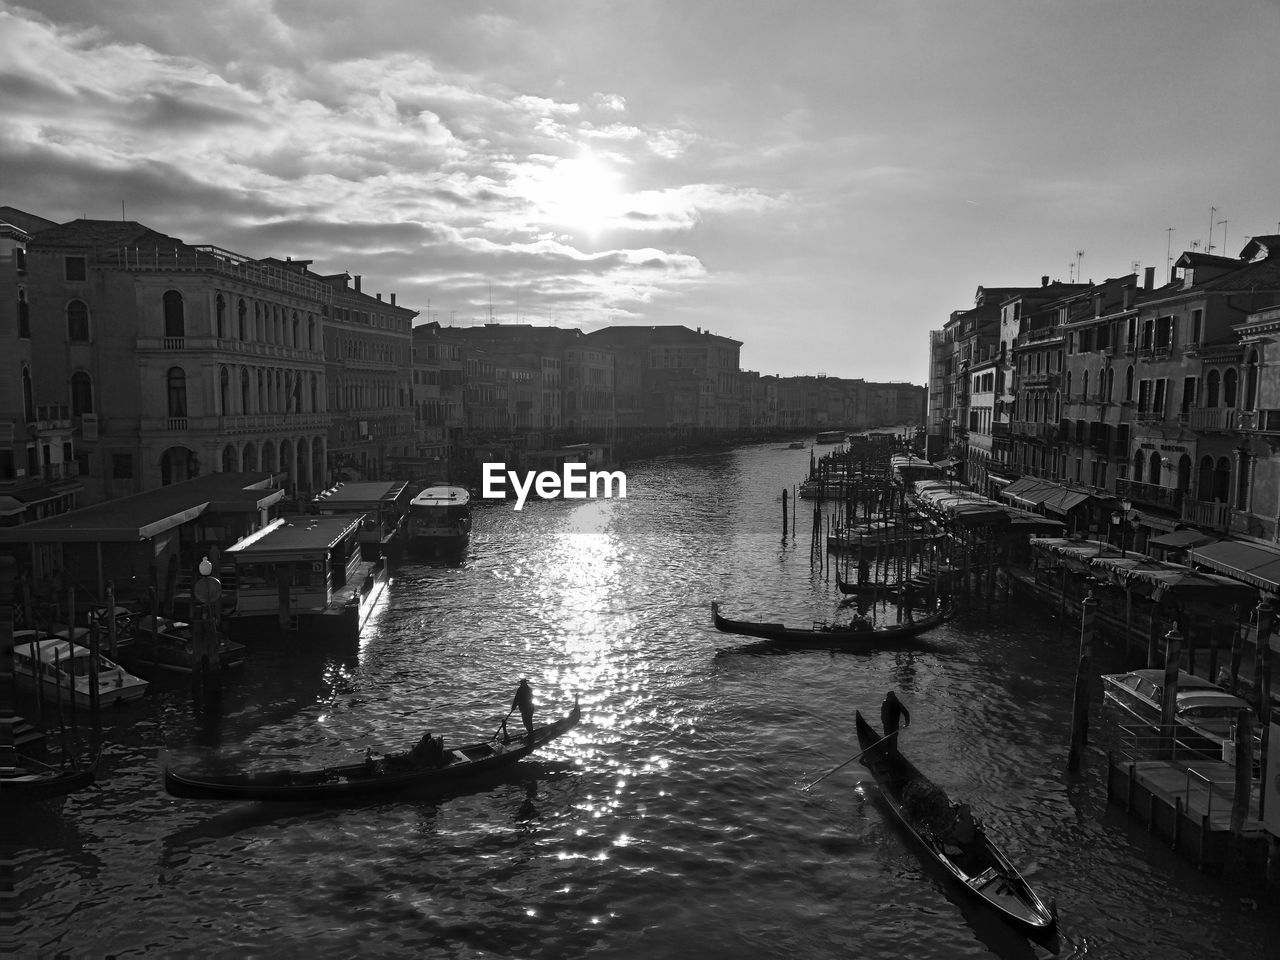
(1030, 536, 1126, 573)
(1188, 540, 1280, 592)
(1147, 529, 1218, 551)
(1090, 555, 1256, 605)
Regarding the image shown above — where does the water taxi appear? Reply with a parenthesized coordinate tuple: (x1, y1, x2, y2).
(12, 632, 149, 709)
(406, 485, 472, 560)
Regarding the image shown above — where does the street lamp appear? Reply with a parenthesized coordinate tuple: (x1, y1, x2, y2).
(1117, 499, 1132, 558)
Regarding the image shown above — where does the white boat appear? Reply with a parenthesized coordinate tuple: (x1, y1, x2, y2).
(406, 485, 472, 559)
(12, 632, 149, 709)
(1101, 668, 1260, 766)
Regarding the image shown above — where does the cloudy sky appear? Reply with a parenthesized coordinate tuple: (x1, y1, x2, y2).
(4, 1, 1280, 384)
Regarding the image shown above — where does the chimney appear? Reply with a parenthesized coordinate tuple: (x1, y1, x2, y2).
(354, 275, 362, 293)
(1041, 275, 1049, 287)
(1143, 266, 1155, 290)
(390, 293, 396, 306)
(376, 293, 382, 301)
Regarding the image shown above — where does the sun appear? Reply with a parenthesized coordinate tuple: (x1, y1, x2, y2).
(530, 151, 623, 236)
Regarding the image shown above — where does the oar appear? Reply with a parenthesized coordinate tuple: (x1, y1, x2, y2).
(802, 729, 899, 791)
(493, 708, 514, 741)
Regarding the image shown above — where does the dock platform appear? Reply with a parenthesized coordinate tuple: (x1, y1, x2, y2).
(1106, 750, 1270, 872)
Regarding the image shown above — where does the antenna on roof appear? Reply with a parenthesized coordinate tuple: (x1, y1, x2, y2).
(121, 200, 126, 221)
(1166, 227, 1175, 281)
(1075, 250, 1084, 284)
(1206, 206, 1217, 252)
(1218, 218, 1228, 255)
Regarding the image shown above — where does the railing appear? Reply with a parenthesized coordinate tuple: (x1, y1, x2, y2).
(162, 337, 185, 350)
(1020, 372, 1060, 388)
(1182, 498, 1231, 530)
(1187, 407, 1234, 432)
(1116, 478, 1184, 512)
(166, 417, 188, 431)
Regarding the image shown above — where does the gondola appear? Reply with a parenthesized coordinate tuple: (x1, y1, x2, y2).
(709, 601, 948, 645)
(833, 567, 902, 597)
(163, 699, 581, 802)
(0, 752, 100, 803)
(854, 710, 1057, 944)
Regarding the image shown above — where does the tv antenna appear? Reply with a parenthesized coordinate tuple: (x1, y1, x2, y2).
(1218, 218, 1229, 255)
(1206, 206, 1217, 252)
(1075, 250, 1085, 284)
(1166, 227, 1174, 281)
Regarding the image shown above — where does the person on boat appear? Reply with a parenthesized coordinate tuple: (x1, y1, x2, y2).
(901, 582, 916, 622)
(511, 679, 535, 737)
(847, 614, 873, 632)
(857, 556, 870, 585)
(881, 690, 911, 745)
(411, 730, 445, 767)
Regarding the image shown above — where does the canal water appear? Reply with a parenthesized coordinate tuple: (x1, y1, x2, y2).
(13, 442, 1277, 959)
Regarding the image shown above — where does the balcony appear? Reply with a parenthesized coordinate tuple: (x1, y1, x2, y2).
(1115, 478, 1183, 513)
(1020, 372, 1060, 389)
(1186, 407, 1234, 432)
(1136, 344, 1172, 362)
(1182, 498, 1231, 532)
(1134, 410, 1166, 424)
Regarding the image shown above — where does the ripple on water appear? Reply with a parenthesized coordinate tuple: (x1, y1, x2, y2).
(14, 442, 1280, 959)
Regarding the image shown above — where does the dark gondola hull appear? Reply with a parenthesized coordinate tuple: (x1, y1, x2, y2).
(0, 756, 99, 803)
(854, 711, 1057, 944)
(833, 568, 902, 597)
(164, 704, 580, 802)
(710, 602, 948, 646)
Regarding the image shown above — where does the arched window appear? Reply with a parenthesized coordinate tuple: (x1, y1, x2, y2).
(257, 369, 266, 411)
(1106, 367, 1115, 401)
(1223, 368, 1238, 408)
(70, 371, 93, 415)
(1245, 350, 1260, 411)
(21, 366, 33, 422)
(1132, 450, 1145, 483)
(1148, 450, 1162, 484)
(216, 294, 226, 339)
(238, 299, 247, 340)
(163, 291, 185, 338)
(1082, 370, 1089, 400)
(308, 316, 316, 351)
(1197, 456, 1214, 500)
(18, 288, 30, 338)
(310, 373, 318, 412)
(241, 369, 251, 413)
(167, 367, 187, 417)
(1065, 371, 1072, 397)
(1236, 451, 1251, 510)
(1212, 456, 1231, 503)
(219, 366, 230, 415)
(67, 299, 89, 341)
(1177, 454, 1191, 492)
(1206, 369, 1220, 406)
(1125, 365, 1135, 401)
(292, 311, 300, 347)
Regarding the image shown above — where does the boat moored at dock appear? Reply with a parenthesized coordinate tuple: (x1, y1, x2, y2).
(406, 485, 472, 560)
(12, 632, 149, 709)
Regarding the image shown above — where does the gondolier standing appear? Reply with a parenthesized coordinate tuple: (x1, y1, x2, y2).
(511, 679, 535, 738)
(881, 690, 911, 748)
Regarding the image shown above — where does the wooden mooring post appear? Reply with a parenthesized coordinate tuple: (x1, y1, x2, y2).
(1068, 589, 1097, 772)
(781, 488, 788, 537)
(1158, 623, 1183, 760)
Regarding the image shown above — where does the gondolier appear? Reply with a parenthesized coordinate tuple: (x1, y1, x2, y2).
(511, 679, 535, 737)
(881, 690, 911, 742)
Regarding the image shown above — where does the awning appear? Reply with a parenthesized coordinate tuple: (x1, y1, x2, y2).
(1190, 540, 1280, 592)
(1148, 529, 1218, 550)
(1042, 489, 1091, 516)
(987, 473, 1016, 488)
(1003, 477, 1045, 498)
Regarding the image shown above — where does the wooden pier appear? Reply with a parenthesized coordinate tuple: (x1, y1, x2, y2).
(1105, 747, 1269, 872)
